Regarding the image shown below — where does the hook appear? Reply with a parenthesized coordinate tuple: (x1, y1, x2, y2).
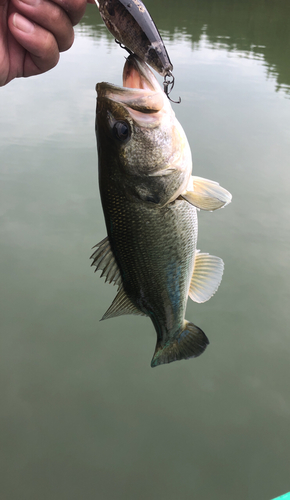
(114, 44, 181, 104)
(163, 72, 181, 104)
(115, 39, 133, 55)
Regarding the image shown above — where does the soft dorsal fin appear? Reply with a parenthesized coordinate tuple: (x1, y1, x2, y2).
(90, 236, 122, 286)
(101, 286, 146, 320)
(181, 176, 232, 211)
(189, 251, 224, 303)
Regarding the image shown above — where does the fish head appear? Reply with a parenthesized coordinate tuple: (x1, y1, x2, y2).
(96, 54, 192, 206)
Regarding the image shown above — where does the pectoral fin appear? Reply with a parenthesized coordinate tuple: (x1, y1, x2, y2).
(181, 176, 232, 211)
(90, 236, 122, 286)
(102, 286, 146, 320)
(189, 251, 224, 303)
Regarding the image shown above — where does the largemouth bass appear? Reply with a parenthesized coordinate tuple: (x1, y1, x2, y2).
(91, 54, 232, 367)
(95, 0, 173, 78)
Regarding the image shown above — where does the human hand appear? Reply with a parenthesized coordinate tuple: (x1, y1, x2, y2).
(0, 0, 94, 86)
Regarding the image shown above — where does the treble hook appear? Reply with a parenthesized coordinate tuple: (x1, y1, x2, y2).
(163, 72, 181, 104)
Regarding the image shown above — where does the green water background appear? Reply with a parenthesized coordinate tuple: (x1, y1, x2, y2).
(1, 0, 290, 498)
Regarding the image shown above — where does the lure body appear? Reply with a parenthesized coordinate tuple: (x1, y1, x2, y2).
(96, 0, 173, 77)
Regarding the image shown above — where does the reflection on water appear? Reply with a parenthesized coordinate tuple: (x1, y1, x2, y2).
(0, 0, 290, 499)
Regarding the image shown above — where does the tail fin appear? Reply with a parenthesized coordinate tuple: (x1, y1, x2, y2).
(151, 321, 209, 368)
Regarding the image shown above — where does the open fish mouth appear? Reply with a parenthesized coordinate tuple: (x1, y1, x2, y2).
(96, 54, 167, 117)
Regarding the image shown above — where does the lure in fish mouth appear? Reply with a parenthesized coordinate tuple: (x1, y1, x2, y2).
(95, 0, 179, 101)
(92, 55, 232, 367)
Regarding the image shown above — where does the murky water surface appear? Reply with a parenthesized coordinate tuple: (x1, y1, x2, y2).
(1, 1, 290, 499)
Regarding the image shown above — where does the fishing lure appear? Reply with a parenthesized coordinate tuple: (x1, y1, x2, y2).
(95, 0, 180, 102)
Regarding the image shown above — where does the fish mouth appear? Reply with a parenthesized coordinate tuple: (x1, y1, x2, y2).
(96, 54, 167, 119)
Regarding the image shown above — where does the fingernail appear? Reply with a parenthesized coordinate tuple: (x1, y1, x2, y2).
(13, 13, 35, 33)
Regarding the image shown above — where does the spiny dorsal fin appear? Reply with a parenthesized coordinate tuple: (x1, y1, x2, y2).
(181, 176, 232, 211)
(101, 286, 146, 321)
(189, 251, 224, 303)
(90, 236, 122, 286)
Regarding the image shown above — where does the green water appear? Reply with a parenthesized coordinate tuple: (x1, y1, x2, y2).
(1, 1, 290, 499)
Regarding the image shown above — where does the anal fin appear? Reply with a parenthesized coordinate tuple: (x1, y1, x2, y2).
(181, 175, 232, 211)
(102, 286, 146, 320)
(189, 251, 224, 303)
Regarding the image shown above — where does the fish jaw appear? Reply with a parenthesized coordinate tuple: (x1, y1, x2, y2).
(96, 55, 192, 207)
(96, 54, 169, 125)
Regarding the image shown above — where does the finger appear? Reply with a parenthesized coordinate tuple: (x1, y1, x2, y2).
(11, 0, 74, 52)
(47, 0, 87, 26)
(8, 13, 60, 76)
(0, 1, 10, 85)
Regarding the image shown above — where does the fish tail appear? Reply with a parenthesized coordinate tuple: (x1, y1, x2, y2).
(151, 321, 209, 368)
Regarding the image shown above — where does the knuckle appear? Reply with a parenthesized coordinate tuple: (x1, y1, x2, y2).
(48, 5, 63, 26)
(40, 31, 59, 66)
(63, 0, 87, 25)
(42, 5, 75, 52)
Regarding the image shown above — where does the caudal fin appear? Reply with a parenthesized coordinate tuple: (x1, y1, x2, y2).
(151, 321, 209, 368)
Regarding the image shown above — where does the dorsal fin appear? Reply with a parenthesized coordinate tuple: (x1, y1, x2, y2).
(90, 236, 122, 286)
(101, 286, 146, 320)
(181, 176, 232, 211)
(189, 251, 224, 303)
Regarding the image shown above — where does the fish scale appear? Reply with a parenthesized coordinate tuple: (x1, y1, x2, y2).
(103, 187, 198, 338)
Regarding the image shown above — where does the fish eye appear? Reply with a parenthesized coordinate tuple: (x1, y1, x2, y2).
(112, 121, 130, 142)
